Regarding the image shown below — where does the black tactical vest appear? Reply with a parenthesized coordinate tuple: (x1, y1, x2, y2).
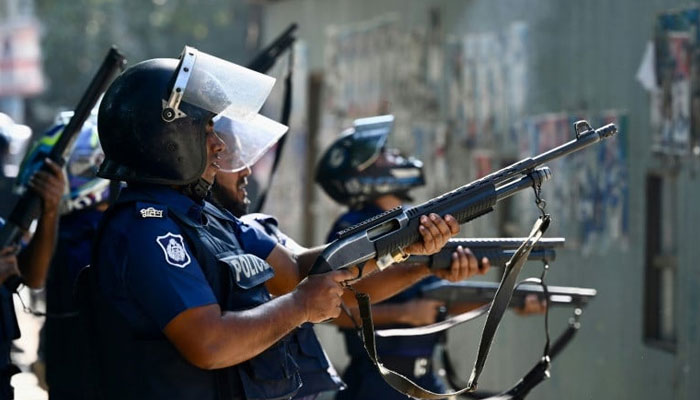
(82, 195, 301, 400)
(240, 213, 346, 398)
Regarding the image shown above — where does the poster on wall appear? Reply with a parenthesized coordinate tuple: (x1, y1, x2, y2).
(653, 6, 700, 155)
(516, 111, 629, 254)
(443, 22, 528, 155)
(325, 15, 425, 123)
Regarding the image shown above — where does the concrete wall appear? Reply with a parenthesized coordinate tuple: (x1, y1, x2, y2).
(262, 1, 700, 398)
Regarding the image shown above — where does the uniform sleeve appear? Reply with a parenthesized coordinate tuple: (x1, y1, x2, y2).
(235, 219, 278, 260)
(122, 217, 217, 331)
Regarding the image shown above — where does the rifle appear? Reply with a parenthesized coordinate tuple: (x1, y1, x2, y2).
(246, 23, 297, 73)
(420, 280, 596, 309)
(407, 237, 564, 270)
(0, 46, 126, 291)
(246, 23, 297, 213)
(310, 121, 617, 275)
(430, 280, 596, 399)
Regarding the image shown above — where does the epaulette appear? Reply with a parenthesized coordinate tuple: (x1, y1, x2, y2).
(134, 201, 168, 219)
(241, 213, 279, 228)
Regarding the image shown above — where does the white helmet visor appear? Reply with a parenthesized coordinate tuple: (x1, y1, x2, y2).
(163, 46, 276, 123)
(214, 114, 288, 173)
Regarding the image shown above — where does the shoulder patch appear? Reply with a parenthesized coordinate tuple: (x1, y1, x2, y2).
(135, 202, 167, 219)
(156, 232, 191, 268)
(241, 213, 279, 229)
(140, 207, 164, 218)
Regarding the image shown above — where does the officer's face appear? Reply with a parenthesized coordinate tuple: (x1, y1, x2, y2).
(203, 120, 226, 183)
(211, 167, 252, 218)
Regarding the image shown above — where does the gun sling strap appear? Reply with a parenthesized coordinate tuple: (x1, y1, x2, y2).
(352, 214, 551, 399)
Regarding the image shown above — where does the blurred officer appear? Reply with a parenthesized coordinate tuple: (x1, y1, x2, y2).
(18, 111, 110, 398)
(317, 115, 462, 400)
(317, 115, 543, 400)
(0, 113, 65, 399)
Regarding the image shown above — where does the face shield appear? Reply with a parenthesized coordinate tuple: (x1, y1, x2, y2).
(162, 46, 275, 123)
(213, 114, 288, 172)
(349, 114, 393, 171)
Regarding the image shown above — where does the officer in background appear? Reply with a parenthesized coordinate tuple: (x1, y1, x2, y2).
(18, 110, 110, 398)
(209, 115, 482, 400)
(317, 115, 545, 400)
(0, 114, 65, 399)
(84, 47, 363, 400)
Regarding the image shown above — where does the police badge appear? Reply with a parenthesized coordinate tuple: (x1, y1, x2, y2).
(156, 232, 191, 268)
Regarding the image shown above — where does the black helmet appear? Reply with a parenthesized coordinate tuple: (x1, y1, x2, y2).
(315, 115, 424, 207)
(98, 46, 276, 185)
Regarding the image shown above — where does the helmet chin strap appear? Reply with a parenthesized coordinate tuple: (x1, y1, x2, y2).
(183, 177, 213, 202)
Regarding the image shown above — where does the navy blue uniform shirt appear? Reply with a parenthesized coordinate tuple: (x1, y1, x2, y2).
(95, 185, 219, 336)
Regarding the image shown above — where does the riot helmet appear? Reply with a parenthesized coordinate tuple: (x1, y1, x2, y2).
(97, 46, 275, 185)
(315, 115, 424, 208)
(16, 110, 110, 215)
(0, 112, 32, 178)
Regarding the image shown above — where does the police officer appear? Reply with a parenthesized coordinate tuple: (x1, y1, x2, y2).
(18, 111, 110, 398)
(318, 115, 549, 400)
(316, 115, 496, 400)
(211, 175, 343, 400)
(208, 114, 481, 400)
(205, 115, 340, 400)
(209, 111, 348, 399)
(0, 114, 65, 398)
(84, 47, 363, 400)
